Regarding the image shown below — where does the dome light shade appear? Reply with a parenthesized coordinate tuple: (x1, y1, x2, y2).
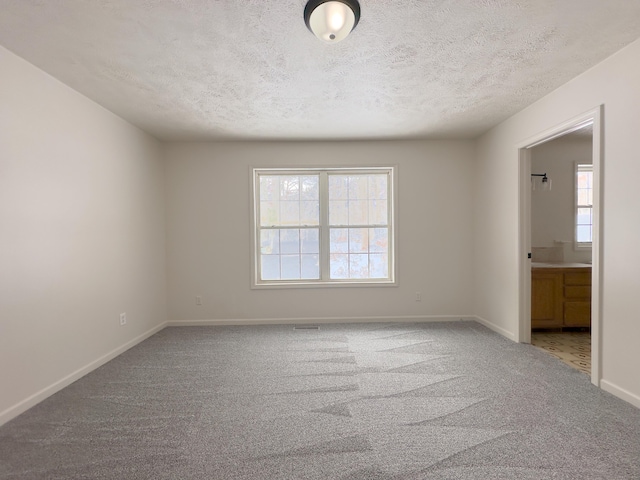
(304, 0, 361, 43)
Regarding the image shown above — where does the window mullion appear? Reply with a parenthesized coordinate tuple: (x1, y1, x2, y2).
(319, 172, 330, 281)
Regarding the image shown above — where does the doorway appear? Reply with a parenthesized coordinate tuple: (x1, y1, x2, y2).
(518, 107, 603, 386)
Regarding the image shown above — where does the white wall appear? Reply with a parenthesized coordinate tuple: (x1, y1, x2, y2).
(531, 135, 592, 263)
(0, 46, 167, 424)
(165, 140, 475, 323)
(474, 38, 640, 406)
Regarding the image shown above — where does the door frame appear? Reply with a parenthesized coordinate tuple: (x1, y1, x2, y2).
(517, 106, 603, 386)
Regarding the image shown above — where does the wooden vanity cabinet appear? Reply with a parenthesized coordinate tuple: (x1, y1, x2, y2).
(531, 267, 591, 329)
(563, 271, 592, 327)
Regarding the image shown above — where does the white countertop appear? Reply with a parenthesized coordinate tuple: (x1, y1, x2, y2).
(531, 262, 591, 268)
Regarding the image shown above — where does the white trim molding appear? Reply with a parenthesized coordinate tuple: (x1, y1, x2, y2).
(250, 166, 397, 288)
(517, 105, 603, 387)
(601, 380, 640, 409)
(473, 316, 517, 342)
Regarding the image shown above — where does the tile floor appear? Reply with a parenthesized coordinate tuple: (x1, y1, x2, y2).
(531, 330, 591, 375)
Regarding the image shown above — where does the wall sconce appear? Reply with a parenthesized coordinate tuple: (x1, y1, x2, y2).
(304, 0, 361, 43)
(531, 173, 552, 191)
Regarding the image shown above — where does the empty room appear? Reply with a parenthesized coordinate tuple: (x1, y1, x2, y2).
(1, 1, 640, 478)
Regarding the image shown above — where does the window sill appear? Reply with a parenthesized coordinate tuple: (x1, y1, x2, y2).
(252, 280, 397, 289)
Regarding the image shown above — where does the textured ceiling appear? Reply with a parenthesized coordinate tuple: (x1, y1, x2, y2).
(1, 1, 639, 141)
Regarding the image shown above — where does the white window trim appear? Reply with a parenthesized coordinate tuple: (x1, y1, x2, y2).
(250, 166, 397, 289)
(574, 162, 593, 250)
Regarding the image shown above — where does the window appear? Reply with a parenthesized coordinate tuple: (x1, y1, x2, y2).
(252, 167, 395, 287)
(576, 164, 593, 246)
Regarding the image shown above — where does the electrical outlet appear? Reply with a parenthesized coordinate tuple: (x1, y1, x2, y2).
(119, 312, 127, 326)
(195, 296, 202, 306)
(416, 292, 422, 302)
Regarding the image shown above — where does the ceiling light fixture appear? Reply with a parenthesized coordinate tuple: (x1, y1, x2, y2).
(304, 0, 361, 43)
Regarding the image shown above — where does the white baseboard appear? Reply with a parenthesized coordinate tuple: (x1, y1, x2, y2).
(0, 322, 168, 427)
(472, 315, 517, 342)
(601, 379, 640, 409)
(167, 315, 475, 327)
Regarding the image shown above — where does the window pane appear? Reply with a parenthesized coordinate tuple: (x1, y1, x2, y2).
(301, 175, 319, 200)
(261, 255, 280, 280)
(281, 255, 301, 279)
(330, 254, 349, 279)
(260, 201, 279, 226)
(368, 175, 388, 200)
(300, 201, 319, 225)
(330, 228, 348, 253)
(348, 200, 368, 225)
(577, 169, 593, 189)
(369, 228, 388, 253)
(329, 200, 348, 226)
(301, 254, 319, 279)
(369, 199, 387, 225)
(577, 173, 589, 189)
(280, 176, 299, 201)
(261, 175, 320, 227)
(577, 208, 592, 226)
(577, 226, 592, 243)
(577, 190, 591, 206)
(280, 229, 300, 254)
(260, 176, 278, 201)
(261, 230, 280, 255)
(260, 230, 319, 280)
(370, 254, 388, 278)
(328, 175, 348, 199)
(301, 229, 319, 254)
(348, 176, 368, 199)
(350, 254, 369, 278)
(280, 201, 300, 225)
(349, 228, 369, 253)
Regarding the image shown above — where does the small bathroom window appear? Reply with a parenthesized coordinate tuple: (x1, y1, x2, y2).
(576, 164, 593, 247)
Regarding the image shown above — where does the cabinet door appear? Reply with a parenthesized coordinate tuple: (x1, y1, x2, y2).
(564, 301, 591, 327)
(531, 273, 563, 328)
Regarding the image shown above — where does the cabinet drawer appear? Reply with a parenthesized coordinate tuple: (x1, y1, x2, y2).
(564, 301, 591, 326)
(565, 286, 591, 298)
(564, 272, 591, 286)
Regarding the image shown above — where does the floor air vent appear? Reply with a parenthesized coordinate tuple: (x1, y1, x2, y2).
(293, 325, 320, 330)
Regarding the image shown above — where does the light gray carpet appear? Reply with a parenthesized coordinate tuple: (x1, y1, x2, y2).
(1, 321, 639, 479)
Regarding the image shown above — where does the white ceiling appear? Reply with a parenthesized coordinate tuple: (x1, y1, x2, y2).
(1, 1, 639, 141)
